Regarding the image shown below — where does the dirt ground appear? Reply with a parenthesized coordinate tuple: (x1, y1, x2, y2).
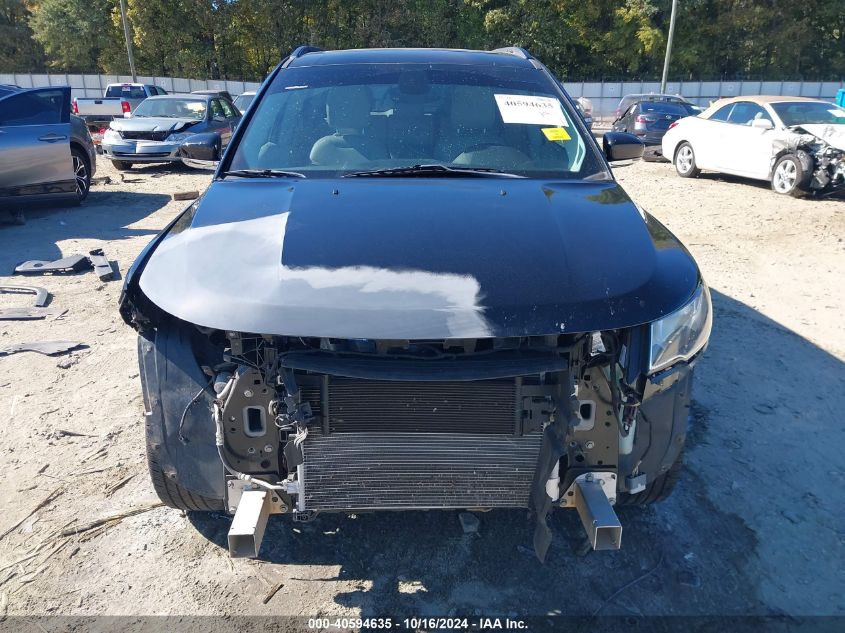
(0, 156, 843, 622)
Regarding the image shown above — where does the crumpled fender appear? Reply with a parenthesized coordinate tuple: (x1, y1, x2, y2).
(138, 322, 224, 500)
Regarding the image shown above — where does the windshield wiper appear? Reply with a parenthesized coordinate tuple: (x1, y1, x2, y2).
(222, 169, 306, 179)
(342, 164, 524, 178)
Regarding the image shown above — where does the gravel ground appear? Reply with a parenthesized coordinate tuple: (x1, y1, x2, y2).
(0, 157, 843, 621)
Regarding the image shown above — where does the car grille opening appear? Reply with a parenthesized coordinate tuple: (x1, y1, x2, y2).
(297, 376, 544, 511)
(120, 130, 170, 142)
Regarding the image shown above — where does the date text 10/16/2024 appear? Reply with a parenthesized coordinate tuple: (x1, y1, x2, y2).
(307, 617, 529, 630)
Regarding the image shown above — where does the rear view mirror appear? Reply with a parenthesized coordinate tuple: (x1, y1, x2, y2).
(751, 118, 774, 130)
(179, 132, 221, 169)
(603, 132, 645, 162)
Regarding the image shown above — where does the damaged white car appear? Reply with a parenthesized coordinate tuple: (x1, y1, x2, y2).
(662, 96, 845, 196)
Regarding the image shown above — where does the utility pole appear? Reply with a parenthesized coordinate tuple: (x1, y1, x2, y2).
(119, 0, 137, 81)
(660, 0, 678, 93)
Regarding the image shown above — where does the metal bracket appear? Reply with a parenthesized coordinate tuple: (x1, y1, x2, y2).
(225, 478, 287, 515)
(560, 471, 617, 507)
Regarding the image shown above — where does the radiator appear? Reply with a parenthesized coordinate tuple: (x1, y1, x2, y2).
(297, 376, 544, 511)
(302, 430, 542, 511)
(299, 377, 517, 435)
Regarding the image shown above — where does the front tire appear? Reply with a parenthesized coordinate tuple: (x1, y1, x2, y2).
(771, 152, 812, 197)
(71, 147, 91, 203)
(146, 438, 225, 512)
(674, 142, 700, 178)
(111, 160, 133, 171)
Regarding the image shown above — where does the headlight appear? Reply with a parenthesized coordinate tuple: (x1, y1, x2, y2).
(166, 132, 192, 143)
(103, 129, 121, 143)
(649, 283, 712, 373)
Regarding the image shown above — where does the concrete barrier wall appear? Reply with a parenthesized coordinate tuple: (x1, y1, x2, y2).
(0, 72, 263, 101)
(1, 72, 841, 118)
(561, 80, 843, 118)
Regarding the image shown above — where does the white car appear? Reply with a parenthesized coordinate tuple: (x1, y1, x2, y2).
(662, 96, 845, 196)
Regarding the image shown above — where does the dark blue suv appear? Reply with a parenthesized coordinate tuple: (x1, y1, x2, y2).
(121, 47, 711, 560)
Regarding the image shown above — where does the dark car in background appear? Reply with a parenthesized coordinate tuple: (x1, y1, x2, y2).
(101, 93, 241, 170)
(0, 85, 96, 207)
(121, 46, 711, 561)
(612, 100, 697, 145)
(614, 93, 699, 120)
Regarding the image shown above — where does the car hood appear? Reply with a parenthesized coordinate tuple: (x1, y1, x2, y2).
(110, 117, 199, 133)
(137, 179, 700, 339)
(793, 124, 845, 151)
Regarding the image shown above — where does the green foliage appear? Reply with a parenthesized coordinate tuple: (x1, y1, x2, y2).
(28, 0, 123, 72)
(1, 0, 45, 72)
(8, 0, 844, 80)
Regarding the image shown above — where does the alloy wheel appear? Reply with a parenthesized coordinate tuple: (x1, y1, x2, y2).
(73, 155, 88, 197)
(677, 146, 693, 174)
(773, 159, 797, 194)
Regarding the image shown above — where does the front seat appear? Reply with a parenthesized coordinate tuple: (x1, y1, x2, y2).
(310, 86, 387, 167)
(435, 86, 529, 169)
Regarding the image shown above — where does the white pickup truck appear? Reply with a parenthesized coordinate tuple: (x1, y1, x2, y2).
(72, 83, 168, 148)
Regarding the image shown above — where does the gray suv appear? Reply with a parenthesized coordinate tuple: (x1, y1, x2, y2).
(0, 85, 97, 207)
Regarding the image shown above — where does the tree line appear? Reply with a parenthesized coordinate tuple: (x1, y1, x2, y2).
(2, 0, 842, 82)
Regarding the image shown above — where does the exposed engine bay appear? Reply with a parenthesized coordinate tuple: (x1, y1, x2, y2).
(161, 325, 693, 560)
(774, 124, 845, 193)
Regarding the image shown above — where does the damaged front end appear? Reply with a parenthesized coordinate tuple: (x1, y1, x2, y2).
(131, 297, 709, 560)
(120, 174, 710, 560)
(773, 125, 845, 194)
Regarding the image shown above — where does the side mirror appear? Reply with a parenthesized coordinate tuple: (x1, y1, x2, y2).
(751, 118, 774, 130)
(179, 132, 221, 169)
(603, 131, 645, 162)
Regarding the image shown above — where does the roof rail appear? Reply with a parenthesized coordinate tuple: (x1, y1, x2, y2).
(290, 45, 325, 59)
(490, 47, 532, 60)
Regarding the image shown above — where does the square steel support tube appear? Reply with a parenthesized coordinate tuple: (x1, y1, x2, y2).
(228, 489, 271, 558)
(574, 477, 623, 550)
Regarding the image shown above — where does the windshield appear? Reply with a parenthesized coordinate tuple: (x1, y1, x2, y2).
(234, 94, 255, 111)
(771, 102, 845, 126)
(227, 63, 605, 178)
(132, 98, 207, 120)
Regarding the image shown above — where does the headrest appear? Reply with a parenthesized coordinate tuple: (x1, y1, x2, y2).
(450, 86, 498, 129)
(398, 70, 430, 96)
(326, 86, 372, 130)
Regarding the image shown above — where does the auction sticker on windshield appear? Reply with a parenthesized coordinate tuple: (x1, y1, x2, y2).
(542, 127, 571, 141)
(495, 94, 567, 126)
